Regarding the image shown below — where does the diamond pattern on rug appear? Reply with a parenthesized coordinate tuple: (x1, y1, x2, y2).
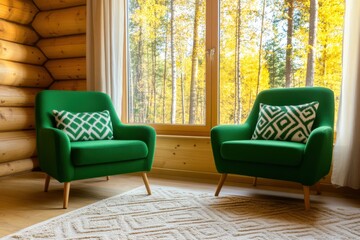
(251, 101, 319, 143)
(53, 110, 113, 141)
(4, 186, 360, 240)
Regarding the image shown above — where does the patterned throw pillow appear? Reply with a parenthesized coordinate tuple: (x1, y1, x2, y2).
(53, 110, 114, 141)
(251, 101, 319, 143)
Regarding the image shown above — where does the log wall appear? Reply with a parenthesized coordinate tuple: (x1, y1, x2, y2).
(0, 0, 85, 178)
(33, 2, 86, 91)
(0, 0, 43, 177)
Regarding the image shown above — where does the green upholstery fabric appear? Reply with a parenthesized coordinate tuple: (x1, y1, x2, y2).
(211, 87, 334, 186)
(35, 90, 156, 183)
(221, 140, 304, 167)
(71, 140, 148, 166)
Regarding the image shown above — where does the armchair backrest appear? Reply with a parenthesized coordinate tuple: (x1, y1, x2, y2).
(246, 87, 335, 131)
(35, 90, 121, 130)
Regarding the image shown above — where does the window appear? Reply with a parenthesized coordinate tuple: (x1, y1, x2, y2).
(126, 0, 344, 135)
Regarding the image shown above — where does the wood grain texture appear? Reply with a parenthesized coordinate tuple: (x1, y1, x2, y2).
(0, 86, 42, 107)
(154, 136, 217, 173)
(0, 0, 39, 24)
(0, 39, 46, 65)
(0, 60, 53, 88)
(0, 158, 38, 177)
(0, 107, 35, 131)
(0, 131, 36, 163)
(0, 19, 38, 45)
(33, 0, 85, 11)
(32, 6, 86, 38)
(49, 80, 86, 91)
(45, 58, 86, 80)
(37, 35, 86, 59)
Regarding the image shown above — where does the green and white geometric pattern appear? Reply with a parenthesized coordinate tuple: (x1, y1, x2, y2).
(53, 110, 114, 142)
(251, 101, 319, 143)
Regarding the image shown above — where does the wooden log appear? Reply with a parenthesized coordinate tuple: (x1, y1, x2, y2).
(0, 0, 39, 25)
(0, 86, 42, 107)
(37, 35, 86, 59)
(32, 6, 86, 38)
(0, 60, 53, 88)
(0, 19, 39, 45)
(0, 107, 35, 131)
(33, 0, 85, 11)
(49, 80, 86, 91)
(0, 131, 36, 163)
(0, 158, 38, 177)
(0, 39, 47, 65)
(45, 58, 86, 80)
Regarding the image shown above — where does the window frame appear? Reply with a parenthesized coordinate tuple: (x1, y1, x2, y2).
(123, 0, 219, 137)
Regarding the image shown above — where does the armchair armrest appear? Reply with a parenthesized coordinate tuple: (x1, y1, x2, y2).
(114, 124, 155, 142)
(113, 124, 156, 171)
(37, 128, 73, 182)
(211, 124, 252, 143)
(211, 124, 252, 172)
(301, 126, 334, 185)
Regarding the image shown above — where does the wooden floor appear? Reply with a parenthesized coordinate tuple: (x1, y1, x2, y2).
(1, 171, 359, 237)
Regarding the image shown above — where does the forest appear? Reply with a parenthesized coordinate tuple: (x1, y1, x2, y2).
(127, 0, 344, 126)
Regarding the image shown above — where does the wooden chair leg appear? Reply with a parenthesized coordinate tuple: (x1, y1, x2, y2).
(63, 182, 71, 209)
(142, 173, 151, 195)
(253, 177, 258, 186)
(303, 185, 310, 210)
(44, 174, 51, 192)
(215, 173, 228, 196)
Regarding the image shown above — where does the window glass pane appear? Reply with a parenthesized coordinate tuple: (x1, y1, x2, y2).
(219, 0, 344, 125)
(127, 0, 206, 125)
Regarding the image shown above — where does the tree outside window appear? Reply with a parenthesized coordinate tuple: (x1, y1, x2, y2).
(127, 0, 344, 134)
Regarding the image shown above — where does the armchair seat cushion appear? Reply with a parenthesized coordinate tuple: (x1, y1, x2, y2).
(71, 140, 148, 166)
(220, 140, 305, 167)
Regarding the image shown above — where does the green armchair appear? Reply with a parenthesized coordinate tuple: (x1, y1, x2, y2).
(211, 87, 334, 210)
(35, 90, 156, 208)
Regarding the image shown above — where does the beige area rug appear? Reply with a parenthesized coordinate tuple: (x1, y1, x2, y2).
(3, 186, 360, 240)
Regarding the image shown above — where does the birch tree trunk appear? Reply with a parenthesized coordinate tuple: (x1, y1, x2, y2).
(136, 27, 144, 122)
(305, 0, 318, 86)
(189, 0, 201, 124)
(285, 0, 294, 88)
(234, 0, 242, 124)
(152, 1, 159, 123)
(181, 72, 185, 124)
(162, 23, 169, 123)
(170, 0, 177, 124)
(151, 40, 157, 123)
(256, 0, 266, 95)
